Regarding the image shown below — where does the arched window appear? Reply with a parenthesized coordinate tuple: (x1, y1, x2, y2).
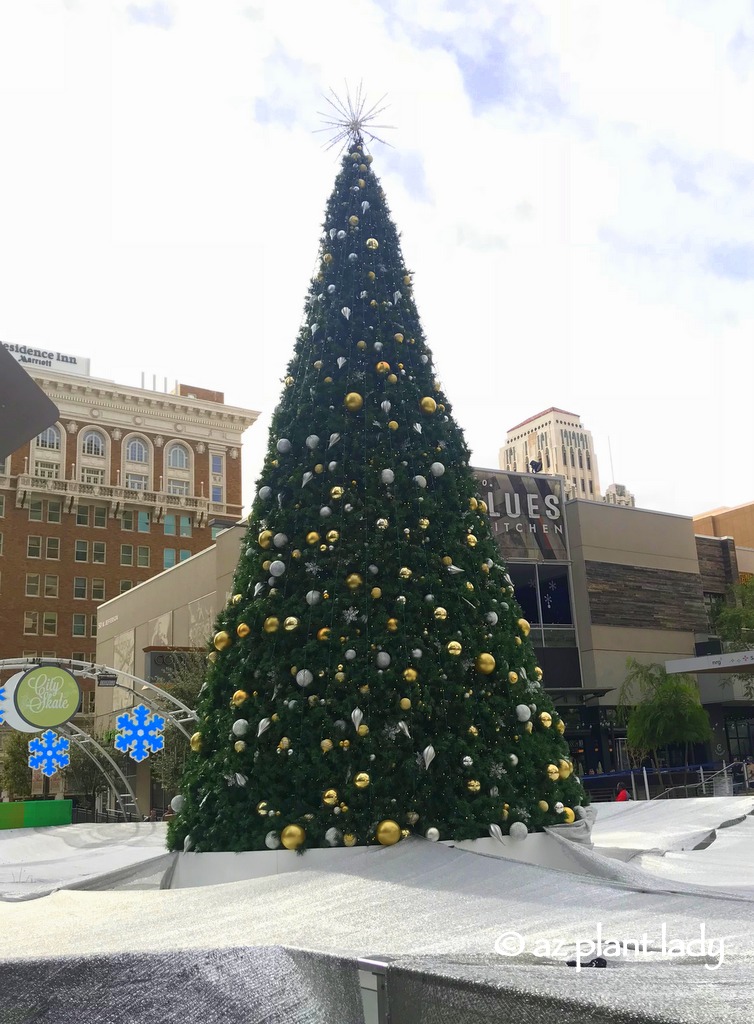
(126, 438, 148, 463)
(167, 443, 189, 470)
(36, 425, 61, 450)
(82, 430, 105, 457)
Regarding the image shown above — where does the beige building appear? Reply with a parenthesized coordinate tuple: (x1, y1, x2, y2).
(694, 501, 754, 555)
(500, 408, 602, 502)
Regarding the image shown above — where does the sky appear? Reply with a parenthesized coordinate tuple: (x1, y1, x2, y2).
(1, 0, 753, 518)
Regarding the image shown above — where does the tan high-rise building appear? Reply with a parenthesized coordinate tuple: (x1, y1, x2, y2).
(500, 407, 602, 501)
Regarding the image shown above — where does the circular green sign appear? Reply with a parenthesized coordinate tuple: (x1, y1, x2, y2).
(14, 665, 81, 729)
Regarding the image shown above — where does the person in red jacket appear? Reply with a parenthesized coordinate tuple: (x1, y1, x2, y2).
(615, 783, 630, 802)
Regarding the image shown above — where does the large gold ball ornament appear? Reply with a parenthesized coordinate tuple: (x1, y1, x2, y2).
(306, 531, 321, 545)
(213, 630, 231, 651)
(556, 720, 565, 735)
(258, 529, 272, 548)
(314, 464, 324, 474)
(208, 651, 217, 663)
(558, 759, 572, 779)
(281, 824, 306, 850)
(466, 779, 481, 793)
(447, 641, 462, 656)
(284, 616, 299, 632)
(323, 253, 333, 264)
(358, 178, 366, 188)
(323, 789, 338, 806)
(419, 518, 429, 530)
(475, 653, 496, 675)
(344, 392, 364, 413)
(354, 772, 370, 789)
(326, 530, 339, 543)
(376, 518, 389, 530)
(442, 556, 453, 566)
(236, 622, 250, 638)
(357, 339, 367, 350)
(320, 739, 333, 753)
(190, 732, 202, 752)
(231, 593, 242, 605)
(317, 627, 331, 641)
(348, 215, 359, 225)
(344, 833, 357, 847)
(481, 564, 490, 574)
(434, 607, 448, 621)
(399, 698, 412, 710)
(466, 534, 477, 548)
(508, 671, 518, 684)
(524, 722, 533, 733)
(517, 618, 531, 637)
(284, 376, 295, 387)
(403, 668, 418, 682)
(357, 724, 369, 736)
(514, 636, 522, 646)
(234, 740, 246, 753)
(388, 420, 399, 431)
(346, 573, 363, 590)
(263, 617, 280, 634)
(394, 333, 404, 343)
(335, 672, 346, 683)
(366, 238, 379, 250)
(539, 712, 552, 728)
(399, 567, 412, 579)
(420, 396, 437, 414)
(534, 666, 543, 680)
(278, 737, 290, 750)
(231, 690, 248, 707)
(469, 497, 478, 511)
(330, 486, 345, 500)
(562, 807, 576, 823)
(538, 800, 549, 812)
(376, 819, 401, 845)
(546, 764, 560, 781)
(262, 560, 272, 571)
(387, 618, 399, 632)
(376, 361, 391, 375)
(313, 359, 323, 369)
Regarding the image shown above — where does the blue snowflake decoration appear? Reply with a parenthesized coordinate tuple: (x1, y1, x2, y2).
(0, 685, 5, 726)
(28, 730, 71, 778)
(115, 703, 166, 762)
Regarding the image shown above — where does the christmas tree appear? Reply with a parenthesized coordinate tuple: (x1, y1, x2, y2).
(168, 129, 587, 854)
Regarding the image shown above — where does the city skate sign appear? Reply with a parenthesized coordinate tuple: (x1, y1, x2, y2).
(2, 342, 90, 377)
(472, 468, 568, 562)
(14, 665, 82, 729)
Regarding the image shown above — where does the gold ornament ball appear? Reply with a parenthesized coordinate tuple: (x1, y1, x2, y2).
(466, 534, 477, 548)
(434, 607, 448, 621)
(323, 253, 333, 264)
(231, 689, 248, 707)
(340, 739, 350, 749)
(257, 530, 271, 549)
(475, 653, 496, 675)
(326, 530, 339, 542)
(323, 789, 338, 806)
(371, 587, 382, 599)
(330, 486, 345, 500)
(419, 517, 429, 530)
(346, 573, 363, 590)
(281, 824, 306, 850)
(263, 617, 280, 634)
(262, 560, 271, 571)
(232, 593, 242, 605)
(558, 759, 572, 779)
(306, 531, 321, 545)
(236, 622, 250, 638)
(469, 497, 478, 511)
(442, 555, 453, 566)
(399, 566, 412, 579)
(481, 564, 490, 574)
(313, 359, 323, 369)
(538, 800, 549, 812)
(190, 732, 202, 752)
(324, 376, 333, 383)
(358, 178, 366, 188)
(213, 630, 232, 652)
(562, 807, 576, 824)
(466, 779, 481, 793)
(335, 671, 346, 683)
(256, 801, 268, 816)
(344, 392, 364, 413)
(357, 724, 369, 736)
(376, 361, 391, 375)
(400, 697, 412, 710)
(376, 518, 389, 530)
(376, 819, 401, 845)
(502, 808, 509, 821)
(359, 684, 370, 695)
(514, 636, 522, 646)
(403, 668, 418, 682)
(234, 740, 246, 753)
(284, 616, 299, 632)
(465, 582, 475, 592)
(403, 274, 411, 285)
(348, 215, 359, 226)
(284, 376, 295, 387)
(524, 722, 533, 733)
(208, 651, 217, 663)
(447, 641, 462, 656)
(387, 618, 399, 632)
(546, 764, 560, 780)
(468, 725, 478, 737)
(317, 627, 331, 641)
(278, 737, 290, 750)
(357, 339, 367, 350)
(354, 772, 370, 789)
(534, 666, 543, 680)
(517, 618, 531, 636)
(320, 739, 333, 753)
(539, 712, 552, 728)
(367, 270, 376, 280)
(344, 833, 357, 847)
(388, 420, 399, 431)
(420, 396, 437, 414)
(556, 720, 565, 735)
(314, 464, 324, 474)
(366, 238, 379, 250)
(508, 671, 518, 684)
(394, 333, 404, 343)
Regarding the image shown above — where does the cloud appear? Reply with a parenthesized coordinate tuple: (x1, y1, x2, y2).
(377, 148, 431, 203)
(127, 2, 173, 30)
(705, 242, 754, 281)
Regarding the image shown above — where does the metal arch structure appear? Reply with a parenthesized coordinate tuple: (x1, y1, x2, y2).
(0, 657, 200, 820)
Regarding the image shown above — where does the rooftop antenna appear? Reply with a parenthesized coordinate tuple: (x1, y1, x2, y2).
(314, 81, 395, 152)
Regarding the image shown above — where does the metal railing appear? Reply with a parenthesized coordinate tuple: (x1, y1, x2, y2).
(581, 762, 754, 802)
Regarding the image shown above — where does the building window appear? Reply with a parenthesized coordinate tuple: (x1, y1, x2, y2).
(570, 450, 575, 468)
(167, 479, 189, 495)
(580, 479, 585, 493)
(164, 514, 176, 536)
(46, 537, 60, 560)
(125, 473, 148, 491)
(24, 611, 39, 635)
(72, 613, 87, 637)
(44, 574, 59, 598)
(0, 495, 4, 517)
(586, 452, 591, 471)
(41, 651, 57, 660)
(28, 536, 42, 558)
(34, 460, 60, 479)
(75, 540, 88, 562)
(82, 430, 105, 457)
(211, 454, 223, 475)
(121, 511, 134, 531)
(26, 573, 41, 597)
(137, 511, 150, 533)
(73, 577, 87, 599)
(578, 451, 583, 469)
(120, 580, 133, 593)
(163, 548, 176, 569)
(179, 549, 191, 562)
(168, 444, 189, 470)
(91, 578, 105, 601)
(36, 425, 61, 450)
(93, 505, 107, 528)
(47, 500, 62, 524)
(42, 612, 57, 636)
(90, 614, 98, 637)
(0, 532, 3, 556)
(76, 505, 90, 527)
(29, 499, 43, 522)
(211, 485, 223, 503)
(589, 480, 594, 494)
(71, 652, 87, 663)
(211, 525, 224, 540)
(545, 449, 550, 469)
(179, 515, 192, 537)
(126, 438, 148, 463)
(81, 466, 105, 485)
(121, 545, 133, 566)
(92, 541, 106, 564)
(137, 545, 150, 567)
(562, 445, 567, 465)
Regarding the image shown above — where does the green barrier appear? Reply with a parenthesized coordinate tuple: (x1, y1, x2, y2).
(0, 800, 72, 829)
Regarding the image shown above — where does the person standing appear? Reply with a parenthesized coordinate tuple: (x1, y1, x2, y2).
(615, 783, 630, 802)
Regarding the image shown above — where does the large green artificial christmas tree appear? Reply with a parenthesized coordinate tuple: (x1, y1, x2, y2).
(168, 135, 587, 853)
